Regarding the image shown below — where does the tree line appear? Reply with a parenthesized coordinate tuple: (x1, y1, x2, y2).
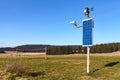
(47, 46, 73, 55)
(47, 43, 120, 55)
(90, 43, 120, 53)
(0, 43, 120, 54)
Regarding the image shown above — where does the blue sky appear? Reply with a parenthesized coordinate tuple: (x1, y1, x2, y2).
(0, 0, 120, 47)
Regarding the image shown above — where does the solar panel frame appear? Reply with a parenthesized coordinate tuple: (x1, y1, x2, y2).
(82, 18, 94, 47)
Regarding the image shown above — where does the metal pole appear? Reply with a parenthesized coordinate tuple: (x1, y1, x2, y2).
(16, 48, 18, 56)
(87, 46, 90, 73)
(45, 47, 47, 59)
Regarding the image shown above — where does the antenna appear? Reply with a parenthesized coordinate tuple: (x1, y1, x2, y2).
(90, 8, 94, 11)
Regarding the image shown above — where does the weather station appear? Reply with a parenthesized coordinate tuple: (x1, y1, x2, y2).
(70, 7, 94, 73)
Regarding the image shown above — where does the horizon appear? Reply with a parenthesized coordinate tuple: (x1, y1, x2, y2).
(1, 42, 120, 48)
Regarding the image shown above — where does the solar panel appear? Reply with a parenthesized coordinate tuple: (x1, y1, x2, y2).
(82, 18, 94, 46)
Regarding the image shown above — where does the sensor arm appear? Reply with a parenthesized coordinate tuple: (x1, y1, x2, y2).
(70, 21, 82, 28)
(75, 26, 82, 28)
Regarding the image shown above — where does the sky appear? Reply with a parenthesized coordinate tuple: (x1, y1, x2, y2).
(0, 0, 120, 47)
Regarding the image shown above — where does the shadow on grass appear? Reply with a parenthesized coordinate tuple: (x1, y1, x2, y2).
(104, 61, 119, 67)
(27, 71, 45, 77)
(92, 61, 119, 73)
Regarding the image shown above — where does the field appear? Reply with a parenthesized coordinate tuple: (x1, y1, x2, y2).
(0, 52, 120, 80)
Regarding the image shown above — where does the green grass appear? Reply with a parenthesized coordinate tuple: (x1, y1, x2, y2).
(0, 55, 120, 80)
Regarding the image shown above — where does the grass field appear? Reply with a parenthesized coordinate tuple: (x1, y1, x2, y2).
(0, 53, 120, 80)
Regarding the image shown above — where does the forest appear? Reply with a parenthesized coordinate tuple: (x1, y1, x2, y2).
(0, 43, 120, 55)
(47, 43, 120, 55)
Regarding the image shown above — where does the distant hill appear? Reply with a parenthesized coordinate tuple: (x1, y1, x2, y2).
(0, 45, 52, 53)
(14, 45, 52, 52)
(0, 47, 14, 53)
(14, 45, 82, 53)
(15, 44, 51, 49)
(0, 43, 120, 54)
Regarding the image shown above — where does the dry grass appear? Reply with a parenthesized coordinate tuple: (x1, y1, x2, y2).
(0, 52, 120, 80)
(3, 62, 29, 74)
(3, 51, 46, 57)
(1, 51, 120, 57)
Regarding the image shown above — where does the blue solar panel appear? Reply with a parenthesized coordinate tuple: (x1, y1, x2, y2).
(83, 18, 94, 46)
